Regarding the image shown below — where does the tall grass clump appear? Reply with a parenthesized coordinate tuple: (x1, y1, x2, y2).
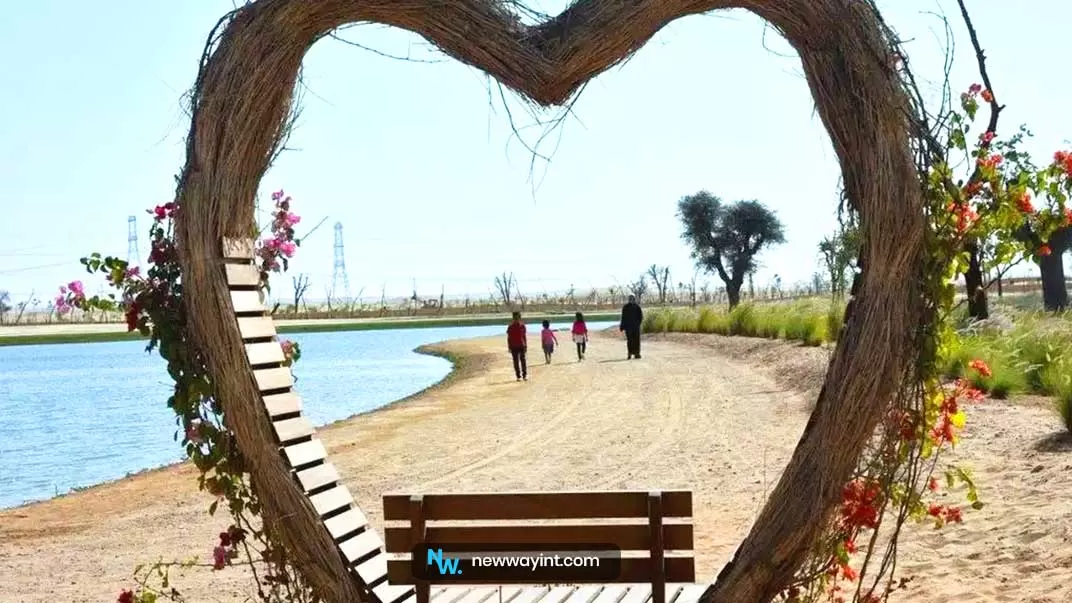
(727, 303, 757, 336)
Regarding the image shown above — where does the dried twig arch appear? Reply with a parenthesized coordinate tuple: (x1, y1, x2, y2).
(175, 1, 924, 602)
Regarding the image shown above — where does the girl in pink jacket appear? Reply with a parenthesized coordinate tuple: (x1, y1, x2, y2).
(571, 312, 589, 361)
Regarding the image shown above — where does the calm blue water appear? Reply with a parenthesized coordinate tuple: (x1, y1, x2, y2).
(0, 320, 612, 509)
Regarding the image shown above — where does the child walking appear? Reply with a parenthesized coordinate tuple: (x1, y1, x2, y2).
(506, 311, 528, 381)
(571, 312, 589, 361)
(540, 320, 558, 364)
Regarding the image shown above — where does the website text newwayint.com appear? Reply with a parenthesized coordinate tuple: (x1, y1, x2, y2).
(417, 545, 622, 581)
(470, 552, 601, 570)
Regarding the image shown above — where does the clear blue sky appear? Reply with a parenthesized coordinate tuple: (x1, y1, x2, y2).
(1, 0, 1069, 305)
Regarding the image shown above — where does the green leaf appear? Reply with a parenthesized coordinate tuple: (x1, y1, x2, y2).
(208, 499, 218, 516)
(971, 500, 985, 510)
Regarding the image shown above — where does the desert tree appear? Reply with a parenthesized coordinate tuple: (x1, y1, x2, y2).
(493, 271, 517, 306)
(645, 265, 672, 304)
(291, 274, 311, 312)
(678, 191, 786, 308)
(626, 274, 648, 302)
(817, 217, 860, 300)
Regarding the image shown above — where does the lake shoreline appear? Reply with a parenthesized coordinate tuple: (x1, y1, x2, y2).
(0, 340, 478, 512)
(0, 311, 619, 346)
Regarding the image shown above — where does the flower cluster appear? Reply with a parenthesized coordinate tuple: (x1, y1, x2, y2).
(53, 190, 314, 602)
(256, 189, 301, 276)
(213, 525, 246, 570)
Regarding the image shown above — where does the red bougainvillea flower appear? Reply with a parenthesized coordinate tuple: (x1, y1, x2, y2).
(124, 302, 140, 332)
(981, 89, 994, 103)
(1055, 150, 1072, 175)
(945, 506, 963, 523)
(1016, 192, 1035, 213)
(979, 131, 995, 145)
(117, 590, 135, 603)
(928, 477, 939, 492)
(968, 359, 992, 377)
(841, 479, 882, 529)
(1040, 244, 1053, 256)
(977, 153, 1003, 169)
(1065, 207, 1072, 225)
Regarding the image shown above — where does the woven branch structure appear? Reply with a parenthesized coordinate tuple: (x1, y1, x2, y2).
(174, 1, 925, 602)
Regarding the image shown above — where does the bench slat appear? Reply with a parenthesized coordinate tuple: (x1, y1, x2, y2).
(283, 439, 326, 467)
(309, 485, 354, 516)
(385, 557, 694, 585)
(384, 524, 693, 553)
(339, 528, 385, 565)
(508, 587, 552, 603)
(453, 586, 498, 603)
(324, 507, 369, 540)
(263, 391, 301, 416)
(356, 553, 389, 586)
(372, 582, 414, 603)
(254, 367, 293, 392)
(669, 585, 705, 603)
(542, 587, 579, 603)
(563, 586, 602, 603)
(275, 416, 315, 444)
(238, 316, 277, 339)
(589, 585, 631, 603)
(231, 290, 265, 314)
(432, 587, 473, 603)
(296, 462, 340, 493)
(383, 491, 692, 521)
(247, 341, 286, 365)
(222, 237, 255, 259)
(225, 263, 262, 286)
(617, 585, 651, 603)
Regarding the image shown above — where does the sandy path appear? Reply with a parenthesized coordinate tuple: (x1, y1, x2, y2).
(1, 332, 1070, 603)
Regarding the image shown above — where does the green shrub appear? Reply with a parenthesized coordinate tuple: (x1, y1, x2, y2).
(727, 304, 757, 336)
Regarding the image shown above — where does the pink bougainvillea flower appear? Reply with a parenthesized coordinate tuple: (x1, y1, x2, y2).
(968, 83, 982, 94)
(978, 131, 995, 145)
(68, 280, 85, 298)
(125, 266, 140, 279)
(279, 241, 297, 257)
(55, 295, 71, 314)
(271, 189, 284, 201)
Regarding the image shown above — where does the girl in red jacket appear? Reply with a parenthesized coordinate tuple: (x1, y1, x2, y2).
(506, 311, 528, 381)
(571, 312, 589, 361)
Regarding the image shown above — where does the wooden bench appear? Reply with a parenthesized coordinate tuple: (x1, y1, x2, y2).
(383, 490, 696, 603)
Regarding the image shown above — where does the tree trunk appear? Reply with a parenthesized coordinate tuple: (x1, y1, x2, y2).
(964, 242, 989, 320)
(1038, 227, 1071, 311)
(1039, 251, 1068, 311)
(726, 282, 742, 309)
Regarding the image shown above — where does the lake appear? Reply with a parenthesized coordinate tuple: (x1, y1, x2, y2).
(0, 320, 613, 509)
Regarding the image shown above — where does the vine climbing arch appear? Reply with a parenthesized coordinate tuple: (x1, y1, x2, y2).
(174, 0, 926, 602)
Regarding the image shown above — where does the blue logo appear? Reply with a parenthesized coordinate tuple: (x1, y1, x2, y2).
(426, 548, 462, 575)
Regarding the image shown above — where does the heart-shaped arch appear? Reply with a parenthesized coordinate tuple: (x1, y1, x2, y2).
(175, 1, 925, 601)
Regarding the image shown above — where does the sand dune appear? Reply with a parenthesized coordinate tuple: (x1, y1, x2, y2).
(0, 331, 1068, 602)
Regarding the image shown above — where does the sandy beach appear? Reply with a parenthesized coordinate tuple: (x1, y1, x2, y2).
(1, 331, 1069, 603)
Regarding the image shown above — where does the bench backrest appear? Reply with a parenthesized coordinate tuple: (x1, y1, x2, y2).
(382, 489, 694, 589)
